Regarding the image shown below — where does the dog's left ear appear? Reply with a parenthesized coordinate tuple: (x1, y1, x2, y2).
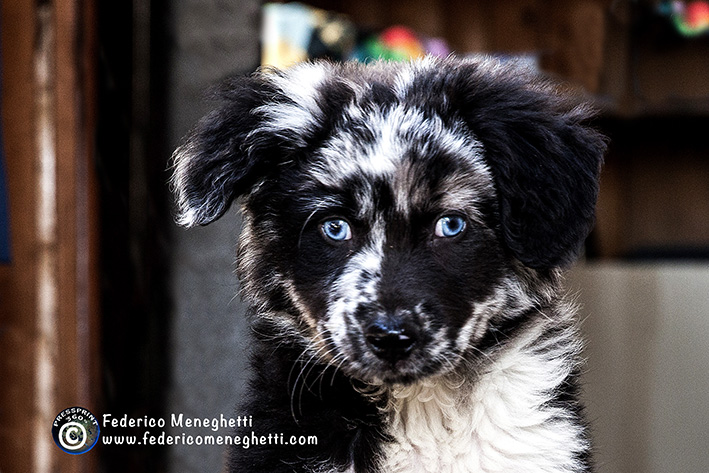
(456, 64, 607, 270)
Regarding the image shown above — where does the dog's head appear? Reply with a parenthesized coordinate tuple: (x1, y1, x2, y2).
(172, 57, 605, 385)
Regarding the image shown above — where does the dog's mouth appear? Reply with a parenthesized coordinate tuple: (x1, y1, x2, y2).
(322, 312, 462, 385)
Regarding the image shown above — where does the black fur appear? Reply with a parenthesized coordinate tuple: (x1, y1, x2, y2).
(231, 332, 389, 473)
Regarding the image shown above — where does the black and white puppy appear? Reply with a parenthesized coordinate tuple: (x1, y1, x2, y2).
(171, 56, 606, 473)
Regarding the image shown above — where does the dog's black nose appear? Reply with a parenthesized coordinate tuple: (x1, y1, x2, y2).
(364, 320, 418, 364)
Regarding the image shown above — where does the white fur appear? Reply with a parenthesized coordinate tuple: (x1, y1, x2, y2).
(311, 104, 490, 222)
(324, 218, 387, 367)
(464, 277, 541, 346)
(171, 142, 216, 228)
(256, 62, 329, 144)
(378, 320, 586, 473)
(392, 56, 438, 98)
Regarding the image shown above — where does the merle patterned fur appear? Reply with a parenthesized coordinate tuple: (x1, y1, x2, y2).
(171, 57, 606, 473)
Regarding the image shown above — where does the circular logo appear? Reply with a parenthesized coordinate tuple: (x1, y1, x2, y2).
(52, 407, 100, 454)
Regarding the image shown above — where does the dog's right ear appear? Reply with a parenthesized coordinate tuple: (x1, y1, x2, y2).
(170, 75, 281, 227)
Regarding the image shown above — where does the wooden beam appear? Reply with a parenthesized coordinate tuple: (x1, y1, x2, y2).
(0, 0, 99, 471)
(0, 0, 39, 469)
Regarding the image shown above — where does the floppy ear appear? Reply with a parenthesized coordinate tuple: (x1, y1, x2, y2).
(455, 64, 606, 270)
(170, 75, 282, 227)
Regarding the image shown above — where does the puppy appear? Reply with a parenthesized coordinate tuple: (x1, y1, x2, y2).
(171, 56, 606, 473)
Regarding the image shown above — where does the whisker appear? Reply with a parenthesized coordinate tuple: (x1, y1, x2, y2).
(288, 342, 321, 423)
(330, 354, 349, 387)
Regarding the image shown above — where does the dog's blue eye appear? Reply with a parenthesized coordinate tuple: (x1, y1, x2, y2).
(435, 215, 466, 238)
(321, 219, 352, 242)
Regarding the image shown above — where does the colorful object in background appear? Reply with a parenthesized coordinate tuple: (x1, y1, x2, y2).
(261, 3, 451, 67)
(355, 26, 426, 62)
(262, 2, 357, 68)
(352, 26, 450, 62)
(683, 1, 709, 32)
(659, 0, 709, 37)
(261, 3, 317, 68)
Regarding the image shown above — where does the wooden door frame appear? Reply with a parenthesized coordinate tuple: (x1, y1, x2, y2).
(0, 0, 99, 472)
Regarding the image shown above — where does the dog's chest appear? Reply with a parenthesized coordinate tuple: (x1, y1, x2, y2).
(373, 342, 586, 473)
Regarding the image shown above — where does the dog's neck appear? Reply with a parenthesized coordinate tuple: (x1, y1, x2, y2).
(376, 320, 588, 473)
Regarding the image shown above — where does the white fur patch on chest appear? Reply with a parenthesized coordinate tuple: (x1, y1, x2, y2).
(378, 326, 586, 473)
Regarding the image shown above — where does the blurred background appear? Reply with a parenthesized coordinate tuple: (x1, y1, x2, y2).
(1, 0, 708, 472)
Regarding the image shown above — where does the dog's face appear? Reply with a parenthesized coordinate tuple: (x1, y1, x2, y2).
(172, 58, 605, 385)
(246, 105, 508, 384)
